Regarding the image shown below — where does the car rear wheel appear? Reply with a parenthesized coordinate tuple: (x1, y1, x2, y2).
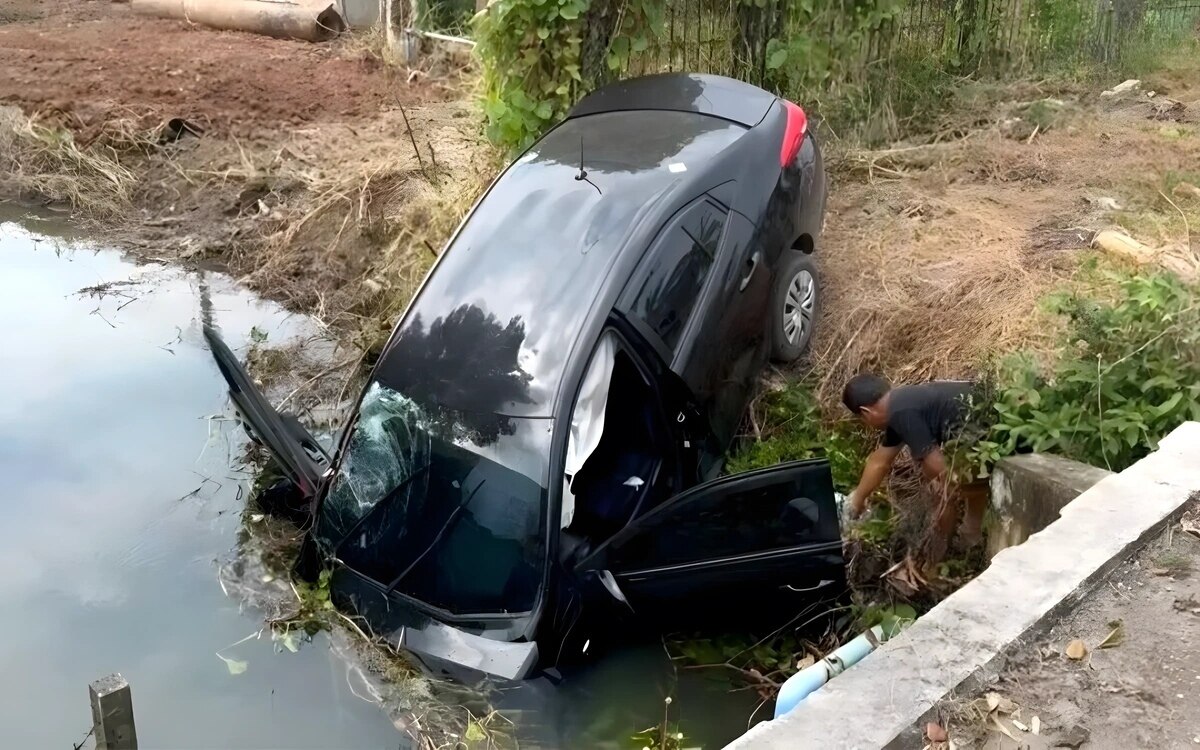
(770, 251, 819, 362)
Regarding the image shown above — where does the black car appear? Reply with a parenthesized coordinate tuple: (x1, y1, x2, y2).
(206, 73, 843, 682)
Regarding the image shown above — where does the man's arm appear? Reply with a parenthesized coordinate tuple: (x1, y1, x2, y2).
(847, 445, 901, 519)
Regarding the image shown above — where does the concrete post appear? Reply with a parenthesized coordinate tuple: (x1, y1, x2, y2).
(90, 674, 138, 750)
(987, 453, 1112, 558)
(383, 0, 419, 65)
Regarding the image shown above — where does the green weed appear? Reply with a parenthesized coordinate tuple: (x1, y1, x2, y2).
(968, 269, 1200, 475)
(727, 381, 874, 491)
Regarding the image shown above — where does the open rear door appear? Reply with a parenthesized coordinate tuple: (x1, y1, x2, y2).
(203, 325, 331, 500)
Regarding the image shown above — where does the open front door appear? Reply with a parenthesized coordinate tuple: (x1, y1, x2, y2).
(203, 325, 330, 500)
(579, 459, 844, 629)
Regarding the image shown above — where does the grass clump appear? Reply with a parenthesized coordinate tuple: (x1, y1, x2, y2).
(1154, 549, 1193, 575)
(727, 379, 874, 491)
(0, 106, 142, 219)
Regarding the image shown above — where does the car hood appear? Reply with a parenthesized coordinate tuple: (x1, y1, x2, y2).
(329, 566, 540, 682)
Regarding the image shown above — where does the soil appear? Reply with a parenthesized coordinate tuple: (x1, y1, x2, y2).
(1, 0, 489, 379)
(926, 499, 1200, 750)
(0, 0, 453, 135)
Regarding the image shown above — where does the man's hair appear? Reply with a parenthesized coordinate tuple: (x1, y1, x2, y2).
(843, 373, 891, 413)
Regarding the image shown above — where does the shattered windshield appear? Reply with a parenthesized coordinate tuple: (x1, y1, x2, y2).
(315, 381, 551, 615)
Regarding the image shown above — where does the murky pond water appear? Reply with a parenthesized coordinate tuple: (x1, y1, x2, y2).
(0, 205, 762, 749)
(0, 206, 401, 749)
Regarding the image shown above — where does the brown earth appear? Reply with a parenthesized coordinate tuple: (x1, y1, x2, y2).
(0, 0, 453, 135)
(0, 0, 489, 380)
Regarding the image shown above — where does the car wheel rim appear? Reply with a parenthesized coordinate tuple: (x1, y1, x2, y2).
(782, 269, 815, 345)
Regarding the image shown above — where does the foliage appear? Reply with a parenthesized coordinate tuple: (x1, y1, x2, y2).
(473, 0, 589, 151)
(762, 0, 902, 100)
(726, 381, 874, 491)
(851, 602, 917, 636)
(968, 270, 1199, 475)
(290, 568, 336, 634)
(472, 0, 1200, 151)
(624, 698, 690, 750)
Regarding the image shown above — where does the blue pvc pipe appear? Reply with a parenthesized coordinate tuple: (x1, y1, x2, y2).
(774, 623, 900, 718)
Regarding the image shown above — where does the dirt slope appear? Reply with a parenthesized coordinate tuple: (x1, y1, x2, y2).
(812, 60, 1200, 403)
(0, 0, 451, 134)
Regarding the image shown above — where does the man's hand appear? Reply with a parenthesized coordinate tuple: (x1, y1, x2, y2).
(847, 489, 868, 520)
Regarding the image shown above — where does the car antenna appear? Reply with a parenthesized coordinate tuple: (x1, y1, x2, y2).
(574, 136, 601, 195)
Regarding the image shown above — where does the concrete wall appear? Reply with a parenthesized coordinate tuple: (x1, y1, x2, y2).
(987, 453, 1112, 558)
(726, 422, 1200, 750)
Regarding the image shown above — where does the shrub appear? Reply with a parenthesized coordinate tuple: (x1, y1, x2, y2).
(971, 270, 1199, 474)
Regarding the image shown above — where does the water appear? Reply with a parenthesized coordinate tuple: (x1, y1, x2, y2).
(0, 205, 764, 749)
(0, 206, 401, 749)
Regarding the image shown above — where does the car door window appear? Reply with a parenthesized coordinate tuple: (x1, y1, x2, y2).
(606, 461, 837, 571)
(622, 199, 727, 352)
(565, 334, 678, 544)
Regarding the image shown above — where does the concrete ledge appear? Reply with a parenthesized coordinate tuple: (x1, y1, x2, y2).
(727, 422, 1200, 750)
(987, 453, 1112, 558)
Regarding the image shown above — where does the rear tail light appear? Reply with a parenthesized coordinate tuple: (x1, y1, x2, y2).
(779, 100, 808, 167)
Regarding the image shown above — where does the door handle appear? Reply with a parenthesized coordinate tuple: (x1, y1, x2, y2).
(738, 251, 762, 292)
(782, 579, 835, 593)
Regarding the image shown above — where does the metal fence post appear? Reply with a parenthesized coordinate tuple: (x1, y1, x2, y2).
(90, 674, 138, 750)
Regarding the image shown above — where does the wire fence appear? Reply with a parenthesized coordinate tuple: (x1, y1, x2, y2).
(579, 0, 1200, 106)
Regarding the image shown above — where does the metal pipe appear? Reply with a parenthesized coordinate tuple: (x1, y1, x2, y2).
(404, 27, 476, 46)
(773, 621, 908, 719)
(132, 0, 346, 42)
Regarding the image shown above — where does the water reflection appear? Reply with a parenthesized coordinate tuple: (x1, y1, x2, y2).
(0, 206, 402, 749)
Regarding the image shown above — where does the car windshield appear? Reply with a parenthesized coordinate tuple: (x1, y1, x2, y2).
(314, 381, 551, 616)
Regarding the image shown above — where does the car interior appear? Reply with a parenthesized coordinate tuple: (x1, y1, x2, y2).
(561, 339, 673, 563)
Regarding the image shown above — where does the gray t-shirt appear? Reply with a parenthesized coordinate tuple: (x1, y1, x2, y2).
(882, 381, 973, 459)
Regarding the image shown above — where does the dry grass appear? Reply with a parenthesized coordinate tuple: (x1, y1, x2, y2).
(810, 58, 1200, 407)
(0, 105, 142, 219)
(813, 137, 1075, 405)
(170, 97, 497, 352)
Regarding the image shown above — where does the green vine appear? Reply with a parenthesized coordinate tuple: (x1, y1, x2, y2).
(762, 0, 903, 99)
(473, 0, 589, 151)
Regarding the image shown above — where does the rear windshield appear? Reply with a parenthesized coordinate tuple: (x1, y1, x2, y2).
(315, 381, 551, 615)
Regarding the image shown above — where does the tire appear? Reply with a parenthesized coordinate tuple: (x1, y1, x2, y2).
(770, 251, 820, 362)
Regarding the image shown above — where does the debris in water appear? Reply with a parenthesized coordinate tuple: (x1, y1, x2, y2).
(926, 722, 948, 742)
(217, 654, 249, 675)
(1032, 716, 1041, 735)
(1065, 639, 1088, 660)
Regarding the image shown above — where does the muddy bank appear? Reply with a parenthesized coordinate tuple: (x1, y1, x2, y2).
(0, 0, 493, 376)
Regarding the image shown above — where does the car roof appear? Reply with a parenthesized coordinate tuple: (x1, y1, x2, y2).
(374, 107, 750, 418)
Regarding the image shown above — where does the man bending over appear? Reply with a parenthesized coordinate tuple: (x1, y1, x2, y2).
(842, 373, 986, 562)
